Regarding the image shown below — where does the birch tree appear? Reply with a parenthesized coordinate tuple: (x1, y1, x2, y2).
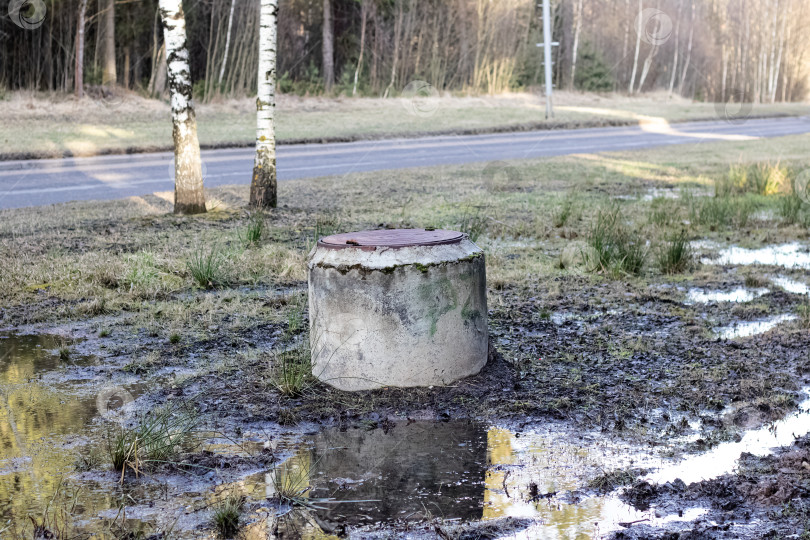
(628, 0, 642, 93)
(218, 0, 237, 87)
(569, 0, 584, 90)
(250, 0, 279, 209)
(159, 0, 207, 215)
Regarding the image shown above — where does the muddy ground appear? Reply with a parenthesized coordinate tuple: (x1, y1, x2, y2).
(616, 434, 810, 538)
(2, 134, 810, 538)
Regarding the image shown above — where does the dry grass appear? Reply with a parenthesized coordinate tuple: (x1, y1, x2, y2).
(1, 90, 807, 159)
(1, 132, 808, 332)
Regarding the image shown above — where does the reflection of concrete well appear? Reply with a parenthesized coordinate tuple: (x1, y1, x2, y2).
(309, 421, 488, 525)
(308, 229, 488, 391)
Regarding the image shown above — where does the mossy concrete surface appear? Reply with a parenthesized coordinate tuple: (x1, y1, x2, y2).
(308, 237, 487, 390)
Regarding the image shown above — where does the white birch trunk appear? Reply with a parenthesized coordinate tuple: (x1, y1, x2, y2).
(250, 0, 279, 208)
(569, 0, 583, 90)
(160, 0, 206, 214)
(218, 0, 236, 87)
(667, 0, 682, 95)
(75, 0, 88, 98)
(678, 0, 694, 95)
(628, 0, 642, 93)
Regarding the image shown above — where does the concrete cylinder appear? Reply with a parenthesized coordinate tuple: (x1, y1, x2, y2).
(307, 229, 488, 391)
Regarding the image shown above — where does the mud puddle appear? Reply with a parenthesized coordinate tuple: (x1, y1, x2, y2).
(647, 388, 810, 486)
(0, 332, 148, 535)
(701, 242, 810, 269)
(685, 287, 769, 304)
(714, 313, 798, 339)
(242, 422, 707, 538)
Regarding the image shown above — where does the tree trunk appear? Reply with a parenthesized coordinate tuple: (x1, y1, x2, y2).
(159, 0, 206, 215)
(352, 0, 369, 96)
(569, 0, 583, 90)
(667, 0, 682, 95)
(75, 0, 88, 99)
(628, 0, 642, 93)
(150, 43, 168, 97)
(678, 0, 694, 95)
(322, 0, 334, 92)
(123, 46, 130, 89)
(102, 0, 116, 86)
(384, 0, 403, 98)
(218, 0, 237, 87)
(250, 0, 279, 209)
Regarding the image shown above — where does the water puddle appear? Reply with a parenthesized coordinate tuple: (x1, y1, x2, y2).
(714, 313, 797, 339)
(771, 275, 810, 295)
(0, 333, 145, 535)
(702, 242, 810, 269)
(245, 422, 706, 538)
(647, 390, 810, 485)
(686, 287, 769, 304)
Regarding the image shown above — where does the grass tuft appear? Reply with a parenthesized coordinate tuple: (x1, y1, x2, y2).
(687, 193, 755, 228)
(717, 162, 788, 197)
(107, 404, 198, 477)
(657, 230, 693, 274)
(799, 301, 810, 329)
(213, 493, 244, 538)
(553, 196, 575, 228)
(270, 344, 313, 398)
(237, 212, 265, 247)
(584, 205, 646, 276)
(187, 245, 227, 288)
(457, 206, 488, 242)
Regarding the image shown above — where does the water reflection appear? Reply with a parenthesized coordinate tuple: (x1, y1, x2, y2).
(0, 333, 136, 534)
(685, 287, 769, 304)
(703, 242, 810, 269)
(648, 390, 810, 485)
(258, 422, 700, 538)
(714, 313, 797, 339)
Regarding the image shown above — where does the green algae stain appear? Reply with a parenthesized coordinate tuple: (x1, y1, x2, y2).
(418, 276, 458, 337)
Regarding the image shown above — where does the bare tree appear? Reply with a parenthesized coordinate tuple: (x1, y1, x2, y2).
(678, 0, 695, 95)
(74, 0, 89, 98)
(218, 0, 237, 87)
(102, 0, 116, 85)
(628, 0, 642, 93)
(352, 0, 370, 96)
(250, 0, 279, 209)
(322, 0, 334, 92)
(569, 0, 584, 90)
(160, 0, 206, 215)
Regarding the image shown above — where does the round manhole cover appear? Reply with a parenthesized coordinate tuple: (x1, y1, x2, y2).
(318, 229, 464, 250)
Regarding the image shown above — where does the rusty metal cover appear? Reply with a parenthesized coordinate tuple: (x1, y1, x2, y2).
(318, 229, 464, 250)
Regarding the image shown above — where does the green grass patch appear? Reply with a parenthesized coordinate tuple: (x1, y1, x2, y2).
(584, 204, 647, 276)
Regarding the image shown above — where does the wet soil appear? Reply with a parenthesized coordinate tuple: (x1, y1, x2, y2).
(615, 434, 810, 539)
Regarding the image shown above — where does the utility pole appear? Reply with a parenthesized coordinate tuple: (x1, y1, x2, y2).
(537, 0, 556, 119)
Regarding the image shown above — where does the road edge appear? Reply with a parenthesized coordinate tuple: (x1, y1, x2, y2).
(0, 113, 800, 162)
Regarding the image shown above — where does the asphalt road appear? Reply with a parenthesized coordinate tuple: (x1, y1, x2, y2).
(0, 116, 808, 210)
